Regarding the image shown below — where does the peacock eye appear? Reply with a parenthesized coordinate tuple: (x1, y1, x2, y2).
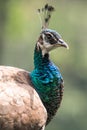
(47, 34, 52, 39)
(46, 34, 57, 44)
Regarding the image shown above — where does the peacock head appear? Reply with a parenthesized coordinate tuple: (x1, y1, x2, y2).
(37, 28, 69, 56)
(37, 4, 69, 56)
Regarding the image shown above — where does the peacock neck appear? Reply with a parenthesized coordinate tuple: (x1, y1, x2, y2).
(30, 44, 63, 125)
(34, 45, 50, 69)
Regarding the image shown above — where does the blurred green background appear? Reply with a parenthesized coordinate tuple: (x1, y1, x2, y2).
(0, 0, 87, 130)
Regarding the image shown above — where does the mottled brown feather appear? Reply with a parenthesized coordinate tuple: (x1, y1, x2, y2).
(0, 66, 47, 130)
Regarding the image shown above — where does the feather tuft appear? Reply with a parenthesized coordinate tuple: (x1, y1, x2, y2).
(37, 4, 55, 29)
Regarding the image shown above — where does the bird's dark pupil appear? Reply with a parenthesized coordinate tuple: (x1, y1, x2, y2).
(47, 34, 51, 39)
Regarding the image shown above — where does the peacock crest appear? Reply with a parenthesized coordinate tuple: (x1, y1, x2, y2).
(37, 4, 55, 29)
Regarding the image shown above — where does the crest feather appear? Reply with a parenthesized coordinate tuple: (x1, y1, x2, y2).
(37, 4, 55, 29)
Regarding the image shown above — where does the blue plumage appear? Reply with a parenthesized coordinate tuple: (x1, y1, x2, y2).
(30, 45, 64, 124)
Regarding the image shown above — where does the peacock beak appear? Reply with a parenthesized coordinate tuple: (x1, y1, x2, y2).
(58, 38, 69, 49)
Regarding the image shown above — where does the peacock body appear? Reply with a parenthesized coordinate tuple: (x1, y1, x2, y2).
(0, 66, 47, 130)
(0, 4, 69, 130)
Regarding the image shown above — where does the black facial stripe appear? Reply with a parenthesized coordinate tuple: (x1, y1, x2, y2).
(52, 33, 59, 41)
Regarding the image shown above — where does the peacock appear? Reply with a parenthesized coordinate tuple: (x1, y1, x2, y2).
(0, 4, 69, 130)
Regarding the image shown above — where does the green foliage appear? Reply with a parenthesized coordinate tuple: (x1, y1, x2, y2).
(0, 0, 87, 130)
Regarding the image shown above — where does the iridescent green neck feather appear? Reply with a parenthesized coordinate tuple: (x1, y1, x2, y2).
(30, 45, 63, 124)
(34, 45, 50, 69)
